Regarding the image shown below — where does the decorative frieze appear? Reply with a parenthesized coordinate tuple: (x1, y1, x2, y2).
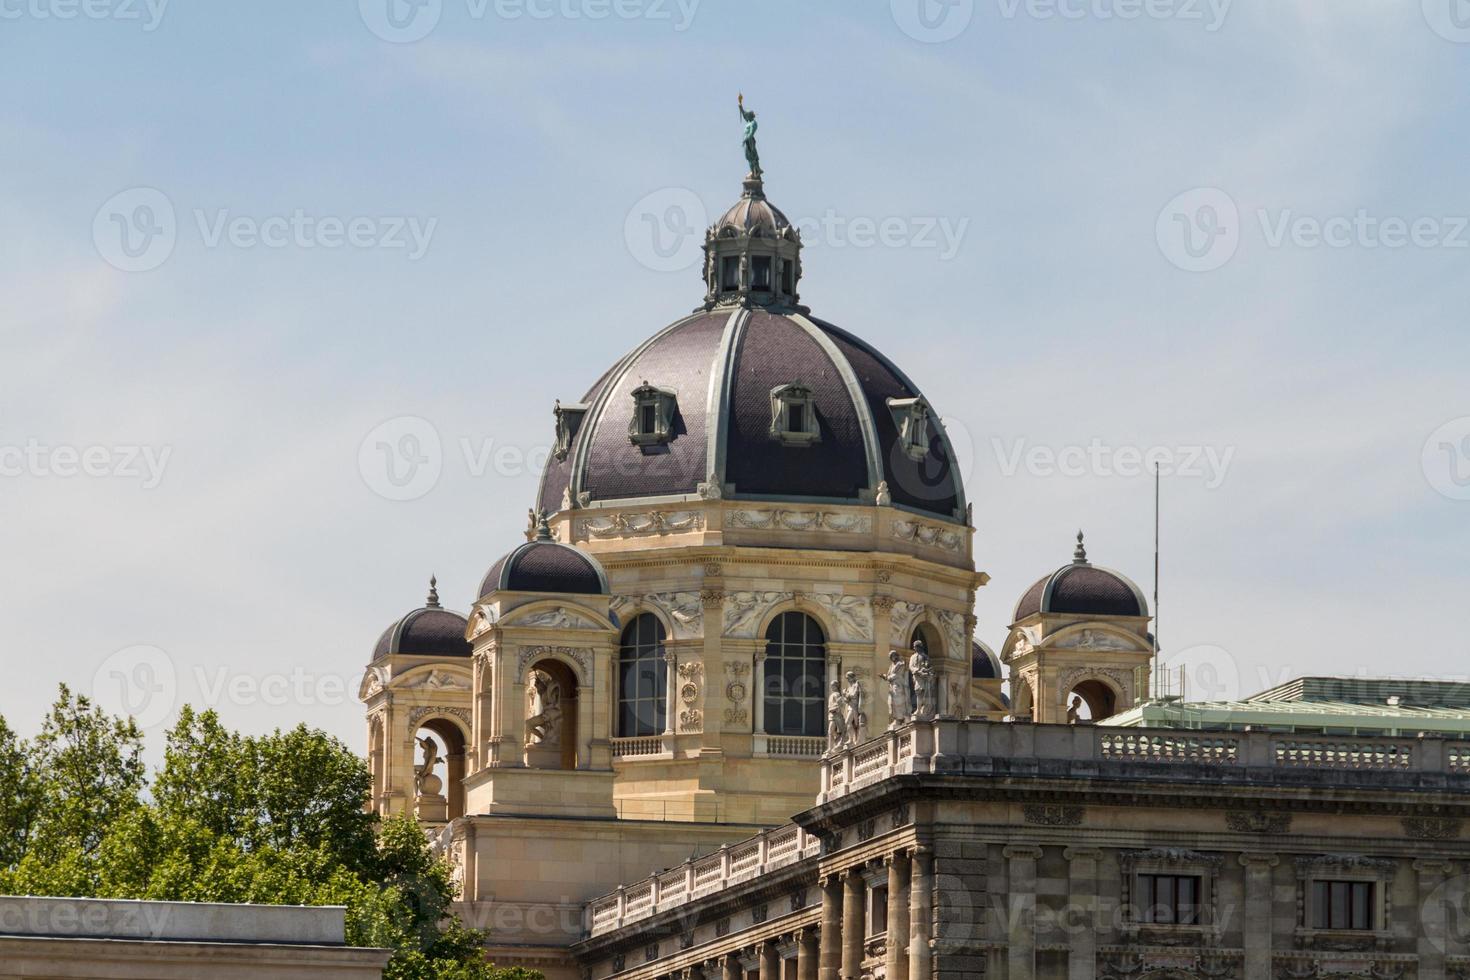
(1226, 811, 1293, 834)
(512, 606, 599, 630)
(517, 646, 592, 676)
(407, 706, 472, 728)
(727, 509, 873, 534)
(892, 519, 963, 554)
(1403, 816, 1462, 840)
(1022, 803, 1084, 827)
(723, 591, 795, 638)
(579, 511, 705, 538)
(810, 593, 874, 642)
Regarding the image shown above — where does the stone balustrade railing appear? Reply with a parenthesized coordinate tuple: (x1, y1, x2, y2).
(816, 719, 1470, 804)
(587, 823, 821, 937)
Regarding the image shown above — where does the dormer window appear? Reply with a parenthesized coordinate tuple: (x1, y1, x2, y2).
(553, 400, 588, 461)
(629, 382, 677, 447)
(770, 383, 820, 446)
(888, 397, 932, 461)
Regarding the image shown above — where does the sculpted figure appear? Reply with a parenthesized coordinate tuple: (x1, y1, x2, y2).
(884, 650, 913, 729)
(738, 93, 761, 177)
(909, 640, 936, 721)
(1067, 695, 1083, 725)
(525, 671, 564, 746)
(843, 670, 866, 746)
(414, 734, 440, 796)
(826, 681, 848, 753)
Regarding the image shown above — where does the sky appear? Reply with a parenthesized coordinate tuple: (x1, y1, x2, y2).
(2, 0, 1469, 756)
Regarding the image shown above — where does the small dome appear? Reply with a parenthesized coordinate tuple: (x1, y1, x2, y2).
(1013, 532, 1148, 622)
(479, 522, 609, 599)
(714, 181, 794, 238)
(972, 639, 1001, 680)
(373, 577, 471, 660)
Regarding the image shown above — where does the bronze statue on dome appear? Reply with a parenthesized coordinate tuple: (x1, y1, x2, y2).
(738, 93, 761, 178)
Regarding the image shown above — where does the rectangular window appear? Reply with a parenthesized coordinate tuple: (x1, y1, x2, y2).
(869, 884, 888, 936)
(787, 403, 805, 435)
(1311, 880, 1375, 930)
(752, 256, 772, 290)
(781, 260, 794, 294)
(721, 256, 740, 291)
(1138, 874, 1201, 925)
(640, 404, 657, 435)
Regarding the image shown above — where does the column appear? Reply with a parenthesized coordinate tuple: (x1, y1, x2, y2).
(798, 926, 819, 980)
(1003, 845, 1043, 980)
(1238, 853, 1278, 980)
(820, 874, 843, 980)
(724, 953, 742, 980)
(760, 939, 781, 980)
(909, 847, 933, 980)
(664, 651, 678, 737)
(885, 853, 911, 980)
(1064, 848, 1102, 980)
(1416, 859, 1453, 980)
(842, 869, 865, 980)
(754, 651, 768, 735)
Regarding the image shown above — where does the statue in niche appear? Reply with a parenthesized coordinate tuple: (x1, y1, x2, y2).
(525, 670, 563, 746)
(884, 650, 913, 729)
(909, 639, 936, 721)
(414, 734, 442, 797)
(843, 670, 867, 746)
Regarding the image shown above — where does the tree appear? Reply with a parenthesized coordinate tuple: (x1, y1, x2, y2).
(0, 714, 39, 869)
(0, 691, 535, 980)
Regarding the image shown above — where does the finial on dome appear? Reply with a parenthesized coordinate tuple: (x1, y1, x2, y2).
(1073, 530, 1088, 564)
(535, 513, 554, 542)
(426, 574, 441, 608)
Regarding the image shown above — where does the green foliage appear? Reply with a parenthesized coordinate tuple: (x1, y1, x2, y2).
(0, 689, 537, 980)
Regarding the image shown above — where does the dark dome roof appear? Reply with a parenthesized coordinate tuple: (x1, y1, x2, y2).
(1013, 534, 1148, 622)
(373, 579, 470, 660)
(536, 309, 966, 521)
(972, 640, 1001, 679)
(479, 529, 609, 599)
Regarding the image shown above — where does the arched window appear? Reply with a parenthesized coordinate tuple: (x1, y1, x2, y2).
(618, 614, 667, 737)
(763, 612, 827, 737)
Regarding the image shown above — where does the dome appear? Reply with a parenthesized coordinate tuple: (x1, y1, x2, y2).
(535, 310, 966, 521)
(714, 182, 793, 238)
(479, 522, 610, 599)
(1013, 532, 1148, 623)
(373, 578, 471, 660)
(972, 639, 1001, 680)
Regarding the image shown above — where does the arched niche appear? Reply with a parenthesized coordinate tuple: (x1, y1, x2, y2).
(412, 714, 469, 821)
(525, 658, 580, 771)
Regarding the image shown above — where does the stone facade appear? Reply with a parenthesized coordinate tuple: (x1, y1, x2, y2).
(577, 720, 1470, 980)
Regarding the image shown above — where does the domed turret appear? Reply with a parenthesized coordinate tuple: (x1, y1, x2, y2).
(1012, 532, 1148, 624)
(372, 577, 471, 660)
(478, 518, 610, 600)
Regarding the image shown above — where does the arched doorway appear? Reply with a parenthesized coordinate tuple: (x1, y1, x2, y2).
(411, 716, 467, 820)
(1065, 678, 1119, 724)
(526, 659, 580, 771)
